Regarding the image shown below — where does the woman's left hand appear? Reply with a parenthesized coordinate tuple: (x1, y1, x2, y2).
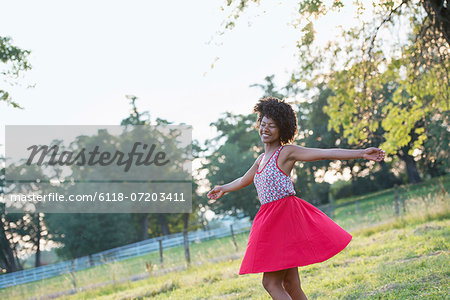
(363, 147, 385, 162)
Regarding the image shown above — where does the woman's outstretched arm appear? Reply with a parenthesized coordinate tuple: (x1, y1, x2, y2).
(284, 145, 385, 162)
(207, 154, 263, 200)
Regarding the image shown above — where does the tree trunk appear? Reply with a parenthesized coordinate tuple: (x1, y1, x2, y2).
(0, 221, 17, 273)
(34, 217, 41, 268)
(346, 160, 359, 183)
(183, 213, 189, 232)
(157, 214, 170, 236)
(140, 214, 149, 240)
(421, 0, 450, 44)
(12, 243, 22, 271)
(398, 146, 423, 184)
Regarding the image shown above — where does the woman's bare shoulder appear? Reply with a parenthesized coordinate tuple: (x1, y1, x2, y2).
(255, 153, 264, 162)
(281, 144, 298, 155)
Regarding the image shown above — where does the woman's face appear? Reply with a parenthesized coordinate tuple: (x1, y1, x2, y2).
(259, 116, 280, 144)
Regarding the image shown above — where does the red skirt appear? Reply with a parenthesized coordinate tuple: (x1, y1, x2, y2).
(239, 195, 352, 275)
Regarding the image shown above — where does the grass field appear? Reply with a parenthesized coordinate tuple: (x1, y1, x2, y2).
(1, 174, 449, 299)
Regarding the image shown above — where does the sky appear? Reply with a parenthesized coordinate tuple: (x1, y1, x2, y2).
(0, 1, 368, 220)
(0, 1, 303, 146)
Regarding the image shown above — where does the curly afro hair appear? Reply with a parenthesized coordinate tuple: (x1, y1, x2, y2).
(253, 96, 298, 145)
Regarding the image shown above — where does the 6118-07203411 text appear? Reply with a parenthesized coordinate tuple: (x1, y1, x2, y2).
(8, 192, 186, 203)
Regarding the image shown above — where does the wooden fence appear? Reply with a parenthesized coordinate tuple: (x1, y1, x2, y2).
(0, 220, 251, 288)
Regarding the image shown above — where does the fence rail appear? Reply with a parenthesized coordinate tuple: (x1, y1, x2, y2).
(0, 220, 251, 288)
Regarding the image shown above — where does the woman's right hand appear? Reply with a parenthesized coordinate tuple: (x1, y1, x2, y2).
(207, 186, 225, 200)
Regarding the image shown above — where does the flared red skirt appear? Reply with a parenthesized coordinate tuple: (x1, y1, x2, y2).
(239, 195, 352, 275)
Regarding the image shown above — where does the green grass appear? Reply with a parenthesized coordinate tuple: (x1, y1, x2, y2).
(59, 201, 450, 299)
(0, 231, 251, 299)
(331, 173, 450, 231)
(333, 173, 450, 207)
(1, 174, 449, 299)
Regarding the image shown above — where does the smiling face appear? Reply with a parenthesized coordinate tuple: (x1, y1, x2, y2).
(259, 116, 280, 144)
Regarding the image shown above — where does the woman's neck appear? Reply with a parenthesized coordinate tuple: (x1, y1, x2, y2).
(264, 142, 281, 154)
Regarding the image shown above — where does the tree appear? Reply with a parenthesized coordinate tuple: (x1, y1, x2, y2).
(0, 36, 32, 108)
(120, 95, 201, 239)
(201, 112, 262, 220)
(1, 37, 34, 268)
(221, 1, 449, 43)
(421, 0, 450, 43)
(220, 0, 449, 181)
(0, 158, 56, 271)
(0, 192, 22, 272)
(251, 77, 401, 203)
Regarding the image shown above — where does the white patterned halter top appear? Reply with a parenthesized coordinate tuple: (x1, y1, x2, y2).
(254, 145, 296, 205)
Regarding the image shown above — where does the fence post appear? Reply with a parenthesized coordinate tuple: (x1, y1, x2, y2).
(183, 229, 191, 267)
(70, 260, 77, 291)
(158, 238, 164, 266)
(394, 184, 399, 217)
(402, 193, 406, 214)
(329, 195, 335, 218)
(88, 254, 94, 268)
(230, 224, 238, 251)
